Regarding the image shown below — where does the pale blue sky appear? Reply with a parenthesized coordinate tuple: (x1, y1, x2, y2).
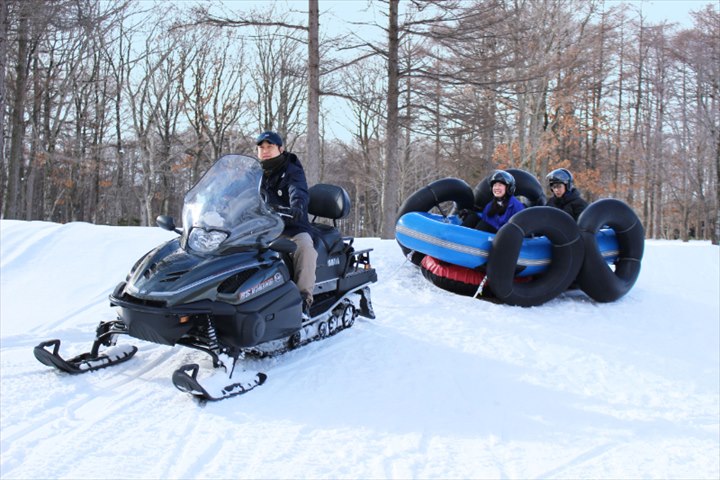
(611, 0, 715, 26)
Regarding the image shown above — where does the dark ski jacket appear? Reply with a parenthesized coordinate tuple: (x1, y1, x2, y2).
(546, 187, 588, 220)
(260, 151, 314, 237)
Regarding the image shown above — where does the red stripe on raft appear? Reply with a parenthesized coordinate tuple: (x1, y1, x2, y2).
(421, 255, 485, 285)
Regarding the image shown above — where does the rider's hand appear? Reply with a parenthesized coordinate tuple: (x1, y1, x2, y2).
(269, 204, 288, 215)
(290, 206, 303, 221)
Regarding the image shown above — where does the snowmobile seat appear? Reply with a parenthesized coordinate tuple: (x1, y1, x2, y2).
(308, 184, 351, 256)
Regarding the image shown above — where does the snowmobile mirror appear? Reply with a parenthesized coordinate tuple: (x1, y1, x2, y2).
(269, 237, 297, 254)
(156, 215, 182, 234)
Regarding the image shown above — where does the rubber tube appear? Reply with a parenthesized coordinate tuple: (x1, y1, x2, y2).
(486, 207, 584, 307)
(419, 255, 532, 299)
(474, 168, 546, 210)
(576, 199, 644, 302)
(396, 178, 475, 265)
(420, 255, 485, 297)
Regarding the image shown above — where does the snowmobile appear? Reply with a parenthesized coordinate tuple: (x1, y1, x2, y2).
(34, 154, 377, 401)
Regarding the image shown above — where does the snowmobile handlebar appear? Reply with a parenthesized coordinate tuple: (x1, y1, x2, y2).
(268, 204, 293, 219)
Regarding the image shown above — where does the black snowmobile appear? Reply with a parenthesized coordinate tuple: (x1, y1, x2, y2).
(34, 154, 377, 401)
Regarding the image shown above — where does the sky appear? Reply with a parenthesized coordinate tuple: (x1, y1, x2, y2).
(611, 0, 715, 26)
(317, 0, 718, 141)
(134, 0, 717, 143)
(0, 219, 718, 478)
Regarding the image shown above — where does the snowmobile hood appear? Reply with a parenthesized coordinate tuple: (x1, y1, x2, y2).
(123, 237, 282, 305)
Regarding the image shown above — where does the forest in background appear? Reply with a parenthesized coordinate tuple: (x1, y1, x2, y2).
(0, 0, 718, 242)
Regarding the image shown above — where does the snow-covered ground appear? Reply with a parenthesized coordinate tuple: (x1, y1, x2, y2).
(1, 219, 718, 479)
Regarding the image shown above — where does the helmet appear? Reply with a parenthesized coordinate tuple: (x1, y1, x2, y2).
(546, 168, 573, 190)
(489, 170, 516, 196)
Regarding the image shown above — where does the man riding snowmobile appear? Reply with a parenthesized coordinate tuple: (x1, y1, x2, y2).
(34, 154, 377, 401)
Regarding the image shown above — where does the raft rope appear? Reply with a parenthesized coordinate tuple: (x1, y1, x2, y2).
(473, 274, 489, 299)
(378, 251, 410, 282)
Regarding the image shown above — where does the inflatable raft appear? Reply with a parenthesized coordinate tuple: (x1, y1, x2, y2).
(395, 171, 644, 307)
(396, 211, 619, 277)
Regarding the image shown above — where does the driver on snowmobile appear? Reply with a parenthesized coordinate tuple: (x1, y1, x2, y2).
(256, 131, 317, 318)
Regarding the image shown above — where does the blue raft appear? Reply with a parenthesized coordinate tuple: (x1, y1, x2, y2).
(396, 212, 620, 277)
(395, 174, 644, 306)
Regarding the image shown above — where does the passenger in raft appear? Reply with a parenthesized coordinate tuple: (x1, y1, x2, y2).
(545, 168, 588, 220)
(460, 170, 525, 233)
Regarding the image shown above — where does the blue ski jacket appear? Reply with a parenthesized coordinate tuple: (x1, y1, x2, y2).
(481, 196, 525, 232)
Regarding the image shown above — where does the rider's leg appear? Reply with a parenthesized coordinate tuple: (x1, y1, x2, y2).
(291, 232, 317, 309)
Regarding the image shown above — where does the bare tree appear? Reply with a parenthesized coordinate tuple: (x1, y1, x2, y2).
(0, 0, 715, 242)
(340, 58, 386, 237)
(124, 24, 181, 225)
(307, 0, 320, 180)
(252, 24, 308, 147)
(179, 29, 250, 183)
(0, 0, 8, 214)
(669, 5, 720, 243)
(4, 0, 31, 219)
(183, 1, 321, 175)
(99, 15, 133, 225)
(4, 0, 118, 221)
(380, 0, 400, 239)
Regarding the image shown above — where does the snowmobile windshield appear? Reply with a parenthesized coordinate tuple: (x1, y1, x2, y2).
(181, 154, 284, 253)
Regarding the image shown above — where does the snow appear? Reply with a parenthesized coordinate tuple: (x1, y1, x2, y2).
(1, 219, 718, 479)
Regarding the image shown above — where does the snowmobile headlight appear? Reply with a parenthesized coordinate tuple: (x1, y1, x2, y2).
(188, 228, 228, 253)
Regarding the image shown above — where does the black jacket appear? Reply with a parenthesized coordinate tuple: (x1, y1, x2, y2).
(261, 152, 314, 237)
(546, 187, 588, 220)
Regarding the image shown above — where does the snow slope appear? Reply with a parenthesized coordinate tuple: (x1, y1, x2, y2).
(1, 219, 718, 479)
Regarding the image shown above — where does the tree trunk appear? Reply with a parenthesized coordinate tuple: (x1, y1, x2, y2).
(306, 0, 320, 182)
(5, 12, 29, 219)
(629, 21, 646, 210)
(614, 19, 625, 198)
(25, 51, 42, 220)
(381, 0, 400, 239)
(714, 118, 720, 244)
(0, 0, 8, 215)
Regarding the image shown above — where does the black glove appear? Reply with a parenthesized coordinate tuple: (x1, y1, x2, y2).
(458, 209, 470, 221)
(290, 206, 303, 221)
(268, 204, 292, 218)
(460, 210, 479, 228)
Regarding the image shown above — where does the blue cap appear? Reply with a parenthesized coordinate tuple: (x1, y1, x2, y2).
(255, 131, 283, 147)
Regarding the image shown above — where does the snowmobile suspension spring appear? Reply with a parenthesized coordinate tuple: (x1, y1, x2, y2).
(206, 318, 219, 351)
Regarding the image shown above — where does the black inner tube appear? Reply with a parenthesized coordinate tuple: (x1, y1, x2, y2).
(420, 257, 483, 297)
(396, 178, 475, 265)
(474, 168, 547, 210)
(486, 207, 584, 307)
(576, 198, 644, 302)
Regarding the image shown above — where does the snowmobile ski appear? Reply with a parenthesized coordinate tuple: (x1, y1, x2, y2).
(33, 339, 137, 374)
(172, 363, 267, 401)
